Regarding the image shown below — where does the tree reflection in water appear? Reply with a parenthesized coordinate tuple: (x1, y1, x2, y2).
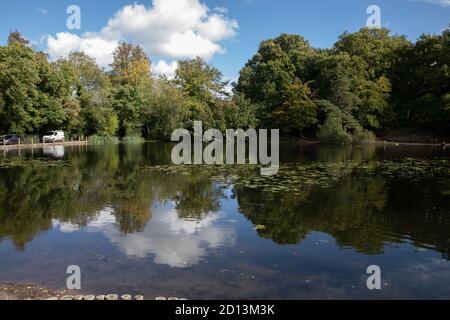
(0, 143, 449, 262)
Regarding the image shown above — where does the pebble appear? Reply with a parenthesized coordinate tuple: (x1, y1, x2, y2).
(106, 294, 118, 301)
(40, 292, 184, 301)
(121, 294, 132, 300)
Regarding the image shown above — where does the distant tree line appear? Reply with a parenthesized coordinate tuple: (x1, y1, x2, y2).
(236, 27, 450, 143)
(0, 27, 449, 143)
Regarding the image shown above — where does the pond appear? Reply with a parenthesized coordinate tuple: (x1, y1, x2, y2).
(0, 143, 449, 299)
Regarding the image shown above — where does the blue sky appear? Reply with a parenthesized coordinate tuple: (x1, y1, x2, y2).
(0, 0, 449, 80)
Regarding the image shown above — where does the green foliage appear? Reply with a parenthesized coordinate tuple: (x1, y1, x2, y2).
(110, 42, 152, 87)
(175, 57, 228, 103)
(391, 26, 450, 126)
(0, 41, 41, 134)
(271, 80, 317, 135)
(353, 128, 376, 144)
(225, 93, 259, 129)
(316, 98, 375, 144)
(236, 27, 450, 143)
(122, 135, 145, 144)
(110, 42, 152, 138)
(236, 33, 314, 124)
(143, 79, 190, 140)
(334, 27, 410, 80)
(1, 27, 449, 144)
(88, 134, 120, 145)
(318, 115, 353, 144)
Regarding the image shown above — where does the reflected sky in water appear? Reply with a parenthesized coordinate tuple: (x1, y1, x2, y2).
(54, 203, 236, 268)
(0, 143, 449, 299)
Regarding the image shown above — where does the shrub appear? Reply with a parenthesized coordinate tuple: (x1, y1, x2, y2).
(318, 116, 353, 144)
(353, 129, 376, 144)
(88, 135, 119, 145)
(121, 135, 145, 144)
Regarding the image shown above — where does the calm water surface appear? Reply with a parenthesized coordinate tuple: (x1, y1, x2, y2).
(0, 143, 449, 299)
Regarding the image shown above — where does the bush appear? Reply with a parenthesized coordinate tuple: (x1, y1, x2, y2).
(353, 129, 376, 144)
(318, 117, 353, 144)
(121, 135, 145, 144)
(22, 135, 40, 144)
(88, 135, 119, 145)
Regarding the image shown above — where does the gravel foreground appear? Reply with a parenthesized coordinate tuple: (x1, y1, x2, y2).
(0, 282, 73, 300)
(0, 282, 187, 301)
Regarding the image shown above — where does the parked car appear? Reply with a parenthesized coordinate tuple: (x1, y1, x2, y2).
(42, 131, 65, 143)
(1, 135, 24, 145)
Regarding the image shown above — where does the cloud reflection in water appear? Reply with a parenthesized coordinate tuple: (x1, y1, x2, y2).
(55, 203, 236, 268)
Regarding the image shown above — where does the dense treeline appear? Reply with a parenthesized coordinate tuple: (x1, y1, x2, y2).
(0, 27, 449, 143)
(0, 32, 257, 142)
(236, 27, 450, 143)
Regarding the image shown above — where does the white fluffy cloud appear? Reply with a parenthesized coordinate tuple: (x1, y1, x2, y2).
(153, 60, 179, 79)
(46, 0, 238, 75)
(46, 32, 119, 68)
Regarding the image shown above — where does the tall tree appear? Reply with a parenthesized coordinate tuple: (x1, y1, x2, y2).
(271, 80, 317, 135)
(235, 33, 314, 124)
(7, 31, 30, 46)
(175, 57, 228, 103)
(391, 26, 450, 126)
(110, 42, 151, 86)
(0, 41, 40, 133)
(59, 52, 117, 136)
(110, 42, 152, 137)
(334, 27, 410, 80)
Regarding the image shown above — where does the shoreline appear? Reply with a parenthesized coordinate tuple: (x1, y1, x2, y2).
(0, 141, 88, 151)
(0, 139, 446, 152)
(0, 282, 78, 300)
(295, 139, 447, 147)
(374, 140, 447, 147)
(0, 282, 186, 300)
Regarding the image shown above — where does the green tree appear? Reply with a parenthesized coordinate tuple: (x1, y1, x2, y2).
(142, 78, 190, 140)
(0, 40, 41, 134)
(354, 76, 392, 129)
(235, 34, 314, 124)
(60, 52, 117, 136)
(225, 93, 259, 129)
(271, 80, 317, 135)
(110, 42, 152, 137)
(334, 27, 410, 80)
(111, 42, 152, 87)
(175, 57, 228, 103)
(391, 26, 450, 126)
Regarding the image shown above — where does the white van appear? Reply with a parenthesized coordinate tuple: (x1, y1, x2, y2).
(43, 131, 65, 143)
